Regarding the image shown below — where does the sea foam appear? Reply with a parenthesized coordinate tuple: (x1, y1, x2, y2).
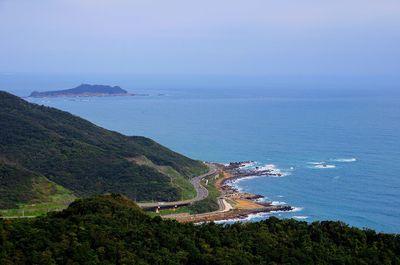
(331, 158, 357, 163)
(235, 162, 290, 179)
(270, 201, 287, 206)
(307, 161, 336, 169)
(307, 161, 325, 165)
(214, 206, 305, 224)
(311, 164, 336, 169)
(293, 215, 309, 220)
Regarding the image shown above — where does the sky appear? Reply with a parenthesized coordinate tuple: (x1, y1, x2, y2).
(0, 0, 400, 76)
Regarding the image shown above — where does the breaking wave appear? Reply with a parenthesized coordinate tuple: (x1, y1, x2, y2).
(293, 215, 309, 220)
(270, 201, 287, 206)
(311, 164, 336, 169)
(213, 206, 305, 224)
(242, 162, 291, 177)
(307, 161, 336, 169)
(331, 158, 357, 163)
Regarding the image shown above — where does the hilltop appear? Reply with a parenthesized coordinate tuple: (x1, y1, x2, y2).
(0, 91, 207, 208)
(29, 84, 129, 97)
(0, 194, 399, 264)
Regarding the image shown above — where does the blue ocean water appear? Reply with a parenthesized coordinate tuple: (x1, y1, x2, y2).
(2, 75, 400, 233)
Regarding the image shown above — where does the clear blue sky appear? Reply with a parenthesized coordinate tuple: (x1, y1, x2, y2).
(0, 0, 399, 76)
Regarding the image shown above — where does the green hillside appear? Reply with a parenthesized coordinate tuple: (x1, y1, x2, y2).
(0, 194, 399, 264)
(0, 91, 207, 208)
(0, 162, 74, 209)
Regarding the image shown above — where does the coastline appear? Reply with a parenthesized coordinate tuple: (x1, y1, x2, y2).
(163, 161, 293, 223)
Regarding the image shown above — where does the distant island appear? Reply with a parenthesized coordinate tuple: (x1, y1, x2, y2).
(29, 84, 130, 98)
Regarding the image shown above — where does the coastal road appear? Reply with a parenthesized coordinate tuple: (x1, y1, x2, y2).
(137, 163, 219, 209)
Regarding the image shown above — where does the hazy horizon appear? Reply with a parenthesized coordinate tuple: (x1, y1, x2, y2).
(1, 0, 400, 76)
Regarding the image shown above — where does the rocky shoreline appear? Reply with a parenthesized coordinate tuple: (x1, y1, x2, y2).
(164, 161, 293, 223)
(217, 161, 292, 210)
(223, 161, 284, 178)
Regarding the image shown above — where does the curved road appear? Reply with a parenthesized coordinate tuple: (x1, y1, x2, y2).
(137, 163, 219, 209)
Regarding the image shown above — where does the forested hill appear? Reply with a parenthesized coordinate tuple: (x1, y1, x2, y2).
(0, 91, 207, 208)
(1, 194, 399, 264)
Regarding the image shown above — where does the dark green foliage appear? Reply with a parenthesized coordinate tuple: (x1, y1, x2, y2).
(0, 163, 41, 208)
(1, 195, 399, 264)
(0, 91, 207, 206)
(188, 196, 220, 214)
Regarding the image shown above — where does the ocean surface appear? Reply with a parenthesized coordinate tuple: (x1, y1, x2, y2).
(2, 74, 400, 233)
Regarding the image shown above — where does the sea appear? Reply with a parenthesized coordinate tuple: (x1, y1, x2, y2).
(2, 74, 400, 233)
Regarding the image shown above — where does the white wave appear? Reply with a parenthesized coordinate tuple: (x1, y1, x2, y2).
(254, 164, 277, 171)
(229, 181, 244, 192)
(331, 158, 357, 163)
(255, 197, 269, 203)
(233, 162, 290, 181)
(309, 164, 336, 169)
(231, 175, 263, 184)
(269, 173, 290, 177)
(255, 163, 291, 177)
(214, 206, 304, 224)
(214, 212, 270, 224)
(276, 195, 284, 198)
(270, 201, 287, 206)
(293, 215, 309, 220)
(239, 207, 303, 218)
(238, 161, 257, 168)
(290, 207, 304, 213)
(307, 161, 325, 165)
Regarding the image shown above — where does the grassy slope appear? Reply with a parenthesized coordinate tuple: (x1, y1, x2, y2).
(0, 162, 75, 213)
(130, 155, 196, 200)
(0, 91, 207, 207)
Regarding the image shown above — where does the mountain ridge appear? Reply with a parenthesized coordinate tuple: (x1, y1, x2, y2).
(0, 91, 207, 208)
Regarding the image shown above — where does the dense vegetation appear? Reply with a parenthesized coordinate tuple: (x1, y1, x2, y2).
(0, 162, 75, 214)
(0, 91, 207, 207)
(0, 163, 47, 208)
(0, 194, 399, 265)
